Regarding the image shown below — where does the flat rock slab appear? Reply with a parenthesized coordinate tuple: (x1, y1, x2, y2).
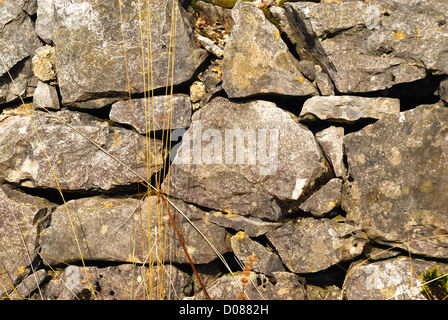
(53, 0, 207, 107)
(190, 271, 306, 300)
(207, 211, 282, 237)
(343, 102, 448, 258)
(299, 96, 401, 124)
(284, 0, 448, 93)
(267, 218, 367, 274)
(222, 1, 318, 98)
(167, 97, 329, 221)
(0, 109, 164, 191)
(344, 256, 448, 300)
(110, 94, 192, 134)
(40, 264, 191, 300)
(39, 195, 228, 265)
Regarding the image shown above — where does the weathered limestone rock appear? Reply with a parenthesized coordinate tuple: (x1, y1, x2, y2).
(267, 218, 367, 273)
(207, 211, 282, 237)
(167, 97, 329, 221)
(53, 0, 208, 107)
(35, 0, 55, 44)
(0, 0, 41, 104)
(0, 59, 38, 105)
(299, 96, 401, 124)
(18, 0, 38, 16)
(39, 195, 228, 265)
(0, 0, 41, 77)
(190, 271, 306, 300)
(109, 94, 192, 134)
(0, 185, 56, 291)
(222, 1, 318, 98)
(33, 81, 60, 110)
(0, 109, 164, 191)
(231, 231, 284, 276)
(284, 0, 448, 93)
(299, 178, 342, 217)
(344, 257, 448, 300)
(315, 126, 346, 178)
(342, 102, 448, 258)
(40, 264, 191, 300)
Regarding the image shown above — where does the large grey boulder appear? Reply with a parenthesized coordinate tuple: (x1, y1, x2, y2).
(222, 1, 318, 98)
(39, 195, 228, 265)
(343, 102, 448, 258)
(52, 0, 208, 107)
(267, 218, 367, 274)
(284, 0, 448, 93)
(0, 109, 164, 191)
(167, 97, 329, 221)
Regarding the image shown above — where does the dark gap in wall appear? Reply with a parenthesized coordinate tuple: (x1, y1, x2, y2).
(301, 261, 351, 289)
(340, 74, 443, 112)
(15, 182, 148, 205)
(66, 104, 113, 121)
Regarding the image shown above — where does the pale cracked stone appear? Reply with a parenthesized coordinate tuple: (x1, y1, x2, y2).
(344, 256, 448, 300)
(342, 102, 448, 258)
(222, 1, 318, 98)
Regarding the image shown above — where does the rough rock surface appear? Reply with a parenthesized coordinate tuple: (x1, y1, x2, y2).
(315, 126, 346, 178)
(343, 102, 448, 258)
(344, 257, 448, 300)
(267, 218, 367, 273)
(207, 211, 282, 237)
(0, 185, 56, 291)
(299, 178, 342, 217)
(222, 1, 318, 98)
(110, 94, 192, 134)
(231, 231, 284, 276)
(2, 0, 448, 301)
(33, 81, 60, 110)
(299, 96, 401, 124)
(167, 97, 329, 221)
(39, 264, 191, 300)
(0, 109, 164, 191)
(39, 195, 229, 265)
(0, 0, 41, 104)
(190, 271, 306, 300)
(284, 0, 448, 93)
(53, 0, 207, 107)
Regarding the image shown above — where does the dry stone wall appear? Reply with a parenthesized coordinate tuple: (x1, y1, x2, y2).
(0, 0, 447, 300)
